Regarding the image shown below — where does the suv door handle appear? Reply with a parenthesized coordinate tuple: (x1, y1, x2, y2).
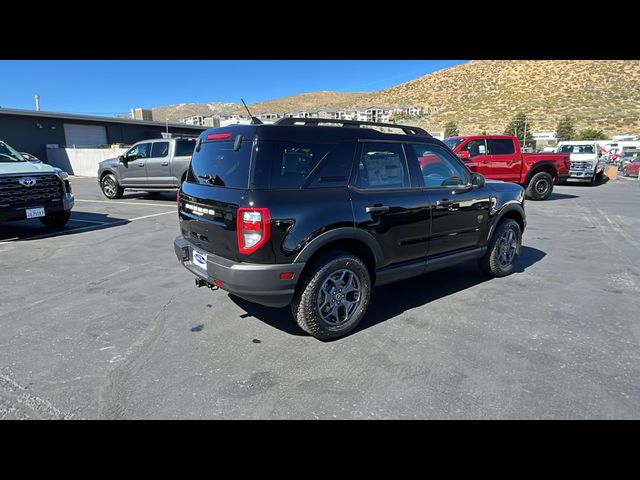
(437, 199, 460, 211)
(138, 163, 145, 167)
(365, 205, 390, 215)
(161, 162, 169, 166)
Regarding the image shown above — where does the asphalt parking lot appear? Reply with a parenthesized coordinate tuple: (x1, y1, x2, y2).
(1, 176, 639, 419)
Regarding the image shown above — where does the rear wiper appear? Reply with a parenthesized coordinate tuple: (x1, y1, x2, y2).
(198, 174, 225, 186)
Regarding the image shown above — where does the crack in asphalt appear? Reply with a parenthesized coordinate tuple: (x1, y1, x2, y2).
(99, 293, 177, 419)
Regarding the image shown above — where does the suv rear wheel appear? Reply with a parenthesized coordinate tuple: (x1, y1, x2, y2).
(478, 218, 522, 277)
(291, 252, 371, 340)
(100, 173, 124, 199)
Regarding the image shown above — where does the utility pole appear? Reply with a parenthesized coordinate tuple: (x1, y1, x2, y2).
(523, 117, 528, 149)
(166, 118, 169, 135)
(35, 94, 40, 111)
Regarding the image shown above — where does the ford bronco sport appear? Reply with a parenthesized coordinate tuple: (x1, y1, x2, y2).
(174, 118, 526, 340)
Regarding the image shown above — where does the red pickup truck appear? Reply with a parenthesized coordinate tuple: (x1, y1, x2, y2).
(443, 135, 570, 200)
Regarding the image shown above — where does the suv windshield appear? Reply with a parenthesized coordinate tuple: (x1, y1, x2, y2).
(188, 140, 252, 189)
(622, 151, 640, 160)
(0, 141, 27, 163)
(443, 138, 465, 150)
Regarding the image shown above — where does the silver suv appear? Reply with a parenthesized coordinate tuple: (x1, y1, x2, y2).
(98, 137, 196, 199)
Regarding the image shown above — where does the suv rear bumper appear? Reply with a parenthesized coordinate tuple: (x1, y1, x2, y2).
(174, 236, 305, 308)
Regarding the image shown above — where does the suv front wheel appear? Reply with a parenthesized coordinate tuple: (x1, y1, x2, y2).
(39, 211, 71, 228)
(478, 218, 522, 277)
(291, 252, 371, 340)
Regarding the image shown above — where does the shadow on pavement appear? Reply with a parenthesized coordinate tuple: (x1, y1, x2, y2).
(0, 211, 129, 242)
(228, 245, 546, 338)
(120, 191, 178, 202)
(547, 192, 579, 200)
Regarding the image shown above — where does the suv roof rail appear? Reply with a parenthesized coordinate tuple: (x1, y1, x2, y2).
(274, 117, 431, 137)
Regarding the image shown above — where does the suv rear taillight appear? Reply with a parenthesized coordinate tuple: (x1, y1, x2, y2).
(237, 208, 271, 255)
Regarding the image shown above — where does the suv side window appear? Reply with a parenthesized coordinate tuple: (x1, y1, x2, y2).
(354, 143, 409, 189)
(487, 139, 515, 155)
(126, 143, 150, 160)
(409, 144, 468, 188)
(461, 139, 487, 158)
(151, 141, 169, 158)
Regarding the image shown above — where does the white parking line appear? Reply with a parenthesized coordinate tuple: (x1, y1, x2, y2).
(128, 211, 176, 221)
(0, 211, 175, 245)
(75, 199, 174, 207)
(0, 222, 126, 245)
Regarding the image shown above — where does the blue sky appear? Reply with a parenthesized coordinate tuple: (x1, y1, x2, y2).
(0, 60, 466, 116)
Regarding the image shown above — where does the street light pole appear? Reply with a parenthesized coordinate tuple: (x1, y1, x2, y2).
(166, 118, 169, 135)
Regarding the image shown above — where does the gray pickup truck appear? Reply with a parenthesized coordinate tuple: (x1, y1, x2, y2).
(98, 137, 196, 199)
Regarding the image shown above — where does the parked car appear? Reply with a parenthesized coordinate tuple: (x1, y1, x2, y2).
(174, 119, 527, 340)
(556, 141, 606, 184)
(623, 160, 640, 177)
(97, 137, 197, 199)
(442, 135, 570, 200)
(0, 140, 74, 227)
(621, 150, 640, 176)
(20, 152, 42, 163)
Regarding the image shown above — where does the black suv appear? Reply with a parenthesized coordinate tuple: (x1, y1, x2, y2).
(174, 118, 526, 339)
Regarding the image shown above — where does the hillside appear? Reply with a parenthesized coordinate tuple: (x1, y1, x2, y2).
(352, 60, 640, 134)
(152, 102, 240, 122)
(150, 61, 640, 135)
(230, 91, 370, 115)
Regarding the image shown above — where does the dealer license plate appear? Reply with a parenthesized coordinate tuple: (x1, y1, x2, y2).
(192, 248, 208, 271)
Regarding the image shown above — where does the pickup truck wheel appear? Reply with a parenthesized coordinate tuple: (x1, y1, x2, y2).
(39, 211, 71, 228)
(525, 172, 553, 200)
(479, 218, 521, 277)
(101, 174, 124, 199)
(291, 252, 371, 340)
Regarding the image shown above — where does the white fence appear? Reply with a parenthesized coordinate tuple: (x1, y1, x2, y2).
(46, 147, 127, 177)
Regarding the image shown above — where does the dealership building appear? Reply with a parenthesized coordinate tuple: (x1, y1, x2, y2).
(0, 108, 207, 162)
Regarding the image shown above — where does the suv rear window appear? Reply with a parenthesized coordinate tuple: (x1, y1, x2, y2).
(175, 139, 197, 157)
(253, 142, 354, 189)
(188, 140, 252, 189)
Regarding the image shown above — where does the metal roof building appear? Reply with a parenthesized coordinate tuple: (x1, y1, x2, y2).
(0, 107, 207, 161)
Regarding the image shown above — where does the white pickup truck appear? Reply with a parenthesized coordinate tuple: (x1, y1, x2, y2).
(0, 140, 74, 227)
(556, 141, 606, 184)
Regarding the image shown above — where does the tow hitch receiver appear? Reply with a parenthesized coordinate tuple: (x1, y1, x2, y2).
(195, 278, 218, 291)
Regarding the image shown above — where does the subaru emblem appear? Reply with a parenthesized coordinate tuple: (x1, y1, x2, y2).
(19, 177, 36, 187)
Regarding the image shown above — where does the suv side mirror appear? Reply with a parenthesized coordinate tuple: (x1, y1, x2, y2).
(118, 155, 126, 163)
(471, 172, 485, 188)
(457, 151, 470, 161)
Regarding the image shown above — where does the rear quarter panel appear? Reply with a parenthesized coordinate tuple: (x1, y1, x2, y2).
(522, 153, 570, 180)
(249, 188, 354, 264)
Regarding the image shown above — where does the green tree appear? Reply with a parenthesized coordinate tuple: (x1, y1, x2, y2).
(504, 112, 533, 141)
(444, 121, 459, 137)
(576, 128, 607, 140)
(555, 116, 575, 141)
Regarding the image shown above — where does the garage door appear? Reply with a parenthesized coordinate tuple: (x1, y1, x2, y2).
(63, 124, 108, 147)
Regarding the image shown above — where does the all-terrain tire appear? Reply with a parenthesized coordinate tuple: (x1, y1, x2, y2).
(291, 252, 371, 340)
(478, 218, 522, 277)
(525, 172, 553, 201)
